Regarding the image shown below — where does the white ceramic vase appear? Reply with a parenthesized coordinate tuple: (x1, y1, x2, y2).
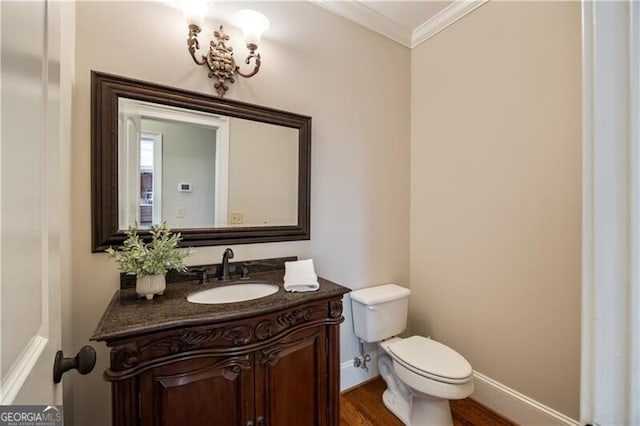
(136, 274, 166, 300)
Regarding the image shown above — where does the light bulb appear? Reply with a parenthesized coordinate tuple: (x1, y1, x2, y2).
(181, 0, 206, 27)
(235, 9, 270, 48)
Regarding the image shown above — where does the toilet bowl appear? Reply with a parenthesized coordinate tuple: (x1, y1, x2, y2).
(350, 284, 474, 426)
(379, 336, 473, 425)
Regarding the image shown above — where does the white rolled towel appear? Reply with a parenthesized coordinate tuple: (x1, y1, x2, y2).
(284, 259, 319, 292)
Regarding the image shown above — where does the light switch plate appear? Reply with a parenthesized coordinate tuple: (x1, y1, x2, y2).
(230, 211, 244, 224)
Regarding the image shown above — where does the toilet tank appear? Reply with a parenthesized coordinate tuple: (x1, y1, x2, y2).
(350, 284, 411, 343)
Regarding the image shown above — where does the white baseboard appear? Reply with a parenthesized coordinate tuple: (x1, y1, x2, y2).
(340, 351, 380, 392)
(472, 371, 580, 426)
(340, 357, 579, 426)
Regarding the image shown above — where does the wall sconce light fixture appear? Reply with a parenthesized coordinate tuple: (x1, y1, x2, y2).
(183, 2, 269, 97)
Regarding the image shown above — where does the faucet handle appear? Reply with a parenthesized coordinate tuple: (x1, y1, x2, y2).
(190, 267, 208, 284)
(240, 263, 250, 280)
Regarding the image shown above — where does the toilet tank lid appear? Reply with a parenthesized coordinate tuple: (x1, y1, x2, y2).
(350, 284, 411, 305)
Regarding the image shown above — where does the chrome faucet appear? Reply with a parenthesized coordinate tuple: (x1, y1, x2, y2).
(218, 248, 234, 281)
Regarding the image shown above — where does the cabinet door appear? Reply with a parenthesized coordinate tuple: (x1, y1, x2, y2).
(140, 354, 254, 426)
(255, 327, 328, 426)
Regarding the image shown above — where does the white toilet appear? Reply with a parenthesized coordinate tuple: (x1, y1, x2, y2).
(350, 284, 474, 426)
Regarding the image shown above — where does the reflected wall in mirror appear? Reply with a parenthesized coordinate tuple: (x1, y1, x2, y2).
(92, 71, 310, 251)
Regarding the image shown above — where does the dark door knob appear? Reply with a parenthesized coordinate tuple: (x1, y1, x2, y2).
(53, 346, 96, 383)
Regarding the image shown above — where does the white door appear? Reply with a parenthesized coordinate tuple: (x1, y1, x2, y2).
(119, 111, 142, 228)
(0, 0, 69, 405)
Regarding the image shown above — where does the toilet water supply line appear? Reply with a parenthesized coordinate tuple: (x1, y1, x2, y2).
(353, 339, 372, 371)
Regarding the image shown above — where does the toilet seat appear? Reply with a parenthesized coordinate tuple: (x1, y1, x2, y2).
(386, 336, 473, 385)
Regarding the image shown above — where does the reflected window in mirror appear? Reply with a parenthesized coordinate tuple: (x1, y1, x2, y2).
(139, 134, 158, 228)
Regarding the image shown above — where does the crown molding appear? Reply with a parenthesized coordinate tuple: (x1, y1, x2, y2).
(311, 0, 487, 49)
(411, 0, 488, 48)
(310, 0, 412, 48)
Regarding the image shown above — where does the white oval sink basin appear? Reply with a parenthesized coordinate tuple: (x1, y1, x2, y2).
(187, 282, 279, 304)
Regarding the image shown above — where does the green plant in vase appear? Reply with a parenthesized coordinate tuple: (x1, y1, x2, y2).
(106, 223, 194, 300)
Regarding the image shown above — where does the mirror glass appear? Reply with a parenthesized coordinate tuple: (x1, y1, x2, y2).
(91, 71, 310, 251)
(118, 98, 299, 230)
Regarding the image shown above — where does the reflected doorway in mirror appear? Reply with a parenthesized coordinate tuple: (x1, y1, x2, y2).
(118, 97, 229, 229)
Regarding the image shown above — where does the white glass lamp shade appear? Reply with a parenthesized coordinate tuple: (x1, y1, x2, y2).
(181, 0, 207, 27)
(235, 9, 270, 47)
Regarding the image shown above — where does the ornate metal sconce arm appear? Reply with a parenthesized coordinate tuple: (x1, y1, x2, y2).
(236, 46, 261, 79)
(187, 24, 207, 66)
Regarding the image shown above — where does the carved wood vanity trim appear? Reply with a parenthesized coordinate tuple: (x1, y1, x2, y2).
(105, 299, 341, 379)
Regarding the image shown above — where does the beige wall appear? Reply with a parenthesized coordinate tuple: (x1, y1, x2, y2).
(228, 118, 298, 226)
(410, 1, 581, 419)
(69, 2, 409, 425)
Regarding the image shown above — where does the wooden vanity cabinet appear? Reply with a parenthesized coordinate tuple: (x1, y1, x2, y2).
(103, 297, 344, 426)
(255, 326, 327, 426)
(139, 354, 253, 426)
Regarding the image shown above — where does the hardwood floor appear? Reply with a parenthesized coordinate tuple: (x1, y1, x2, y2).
(340, 378, 516, 426)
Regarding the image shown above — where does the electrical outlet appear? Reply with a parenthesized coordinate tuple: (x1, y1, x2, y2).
(177, 207, 186, 218)
(230, 211, 243, 224)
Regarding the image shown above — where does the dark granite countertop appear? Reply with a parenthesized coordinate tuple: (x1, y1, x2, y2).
(91, 270, 350, 342)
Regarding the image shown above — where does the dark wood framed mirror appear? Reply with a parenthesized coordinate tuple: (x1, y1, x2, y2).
(91, 71, 311, 252)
